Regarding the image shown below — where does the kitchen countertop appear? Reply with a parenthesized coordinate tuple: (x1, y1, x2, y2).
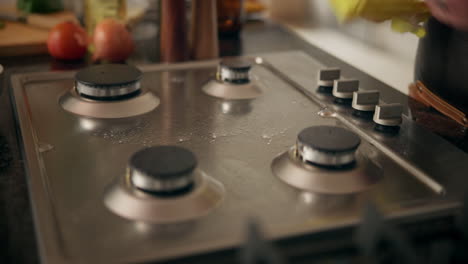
(0, 20, 458, 263)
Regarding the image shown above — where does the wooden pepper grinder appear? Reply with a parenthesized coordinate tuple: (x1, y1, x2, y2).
(160, 0, 189, 62)
(190, 0, 219, 60)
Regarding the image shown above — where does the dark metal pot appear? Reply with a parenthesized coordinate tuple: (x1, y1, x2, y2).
(415, 17, 468, 110)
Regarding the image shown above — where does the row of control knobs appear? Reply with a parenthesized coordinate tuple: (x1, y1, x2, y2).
(318, 68, 403, 131)
(215, 62, 403, 132)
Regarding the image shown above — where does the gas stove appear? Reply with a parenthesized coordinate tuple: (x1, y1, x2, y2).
(10, 51, 468, 263)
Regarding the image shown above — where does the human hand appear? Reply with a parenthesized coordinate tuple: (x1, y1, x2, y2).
(426, 0, 468, 30)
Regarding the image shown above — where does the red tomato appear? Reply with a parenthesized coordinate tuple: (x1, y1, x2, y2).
(47, 21, 88, 60)
(92, 19, 135, 62)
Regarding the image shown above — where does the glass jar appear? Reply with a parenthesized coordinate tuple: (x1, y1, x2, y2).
(217, 0, 244, 37)
(84, 0, 127, 34)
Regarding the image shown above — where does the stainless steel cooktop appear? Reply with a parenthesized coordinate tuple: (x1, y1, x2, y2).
(10, 51, 468, 264)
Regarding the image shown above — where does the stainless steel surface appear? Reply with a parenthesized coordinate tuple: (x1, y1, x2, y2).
(272, 147, 382, 194)
(10, 51, 468, 264)
(333, 79, 360, 99)
(60, 88, 160, 118)
(202, 79, 262, 100)
(373, 103, 403, 126)
(318, 68, 340, 87)
(105, 169, 225, 223)
(76, 81, 141, 98)
(352, 90, 380, 112)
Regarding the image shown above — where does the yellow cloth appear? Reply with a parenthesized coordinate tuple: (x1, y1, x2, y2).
(329, 0, 430, 37)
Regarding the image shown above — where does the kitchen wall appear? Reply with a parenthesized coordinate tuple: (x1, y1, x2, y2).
(266, 0, 419, 94)
(305, 0, 418, 60)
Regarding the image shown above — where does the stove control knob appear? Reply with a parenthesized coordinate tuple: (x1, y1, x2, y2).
(317, 68, 341, 87)
(218, 59, 252, 84)
(333, 79, 359, 101)
(129, 146, 197, 196)
(296, 126, 361, 167)
(75, 64, 142, 100)
(352, 90, 380, 112)
(373, 103, 403, 127)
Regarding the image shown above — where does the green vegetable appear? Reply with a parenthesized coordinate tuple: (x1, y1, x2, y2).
(17, 0, 63, 14)
(0, 21, 5, 29)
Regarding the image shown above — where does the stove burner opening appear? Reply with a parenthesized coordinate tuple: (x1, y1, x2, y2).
(103, 145, 225, 223)
(217, 58, 252, 84)
(136, 183, 195, 197)
(75, 64, 143, 101)
(62, 64, 159, 119)
(78, 89, 142, 101)
(296, 126, 361, 168)
(129, 146, 197, 197)
(299, 154, 357, 170)
(203, 58, 262, 100)
(272, 125, 382, 194)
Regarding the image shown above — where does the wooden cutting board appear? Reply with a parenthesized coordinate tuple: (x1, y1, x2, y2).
(0, 21, 49, 57)
(0, 10, 78, 57)
(0, 9, 142, 57)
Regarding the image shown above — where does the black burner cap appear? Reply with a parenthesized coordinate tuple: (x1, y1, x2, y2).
(76, 64, 142, 86)
(298, 126, 361, 153)
(130, 146, 197, 179)
(220, 59, 252, 71)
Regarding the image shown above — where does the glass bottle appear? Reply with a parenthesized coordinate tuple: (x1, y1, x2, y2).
(84, 0, 127, 34)
(217, 0, 244, 37)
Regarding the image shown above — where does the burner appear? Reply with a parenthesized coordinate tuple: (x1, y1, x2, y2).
(203, 58, 262, 100)
(75, 64, 142, 100)
(218, 59, 252, 84)
(104, 146, 225, 223)
(297, 126, 361, 168)
(129, 146, 196, 196)
(60, 65, 160, 118)
(272, 126, 382, 194)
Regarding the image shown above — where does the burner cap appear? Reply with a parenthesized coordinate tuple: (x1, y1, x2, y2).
(298, 126, 360, 153)
(220, 59, 252, 71)
(218, 58, 252, 84)
(75, 64, 142, 100)
(297, 126, 361, 167)
(129, 146, 197, 195)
